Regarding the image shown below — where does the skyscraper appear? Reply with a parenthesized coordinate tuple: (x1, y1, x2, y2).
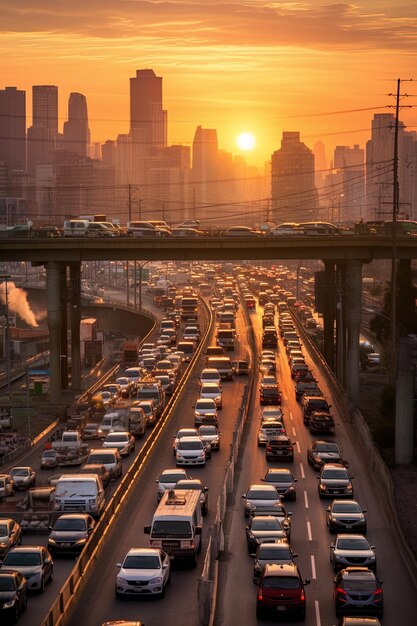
(271, 131, 319, 222)
(63, 92, 90, 157)
(0, 86, 26, 171)
(130, 69, 167, 149)
(192, 126, 220, 215)
(27, 85, 58, 174)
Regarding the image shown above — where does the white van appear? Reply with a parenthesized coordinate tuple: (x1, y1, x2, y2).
(98, 412, 122, 438)
(144, 489, 203, 565)
(63, 219, 89, 237)
(54, 474, 105, 518)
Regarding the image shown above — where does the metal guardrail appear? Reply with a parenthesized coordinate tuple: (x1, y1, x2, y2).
(40, 296, 212, 626)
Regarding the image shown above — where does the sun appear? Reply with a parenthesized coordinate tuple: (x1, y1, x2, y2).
(236, 132, 255, 151)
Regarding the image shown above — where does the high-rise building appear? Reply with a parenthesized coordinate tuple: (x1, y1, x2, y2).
(63, 92, 90, 157)
(330, 144, 365, 222)
(27, 85, 58, 174)
(130, 69, 167, 149)
(192, 126, 220, 216)
(0, 87, 26, 171)
(271, 131, 319, 222)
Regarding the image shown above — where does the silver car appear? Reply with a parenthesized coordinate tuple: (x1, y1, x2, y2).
(155, 468, 189, 502)
(242, 484, 282, 517)
(115, 548, 170, 598)
(330, 534, 376, 571)
(102, 431, 135, 457)
(10, 467, 36, 490)
(1, 546, 53, 592)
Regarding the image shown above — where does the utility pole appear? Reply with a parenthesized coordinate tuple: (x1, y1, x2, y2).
(128, 184, 132, 223)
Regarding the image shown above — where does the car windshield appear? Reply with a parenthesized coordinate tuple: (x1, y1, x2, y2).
(196, 401, 215, 409)
(105, 435, 127, 442)
(4, 552, 42, 566)
(89, 454, 115, 464)
(178, 441, 203, 450)
(322, 469, 348, 479)
(316, 443, 339, 452)
(123, 555, 160, 569)
(199, 426, 217, 435)
(337, 538, 370, 550)
(247, 489, 277, 500)
(258, 547, 291, 560)
(251, 518, 282, 530)
(160, 473, 186, 483)
(152, 520, 192, 538)
(263, 576, 300, 589)
(11, 469, 29, 476)
(0, 577, 15, 591)
(0, 479, 5, 487)
(266, 473, 293, 483)
(332, 502, 361, 513)
(0, 524, 8, 535)
(54, 519, 87, 531)
(343, 578, 377, 592)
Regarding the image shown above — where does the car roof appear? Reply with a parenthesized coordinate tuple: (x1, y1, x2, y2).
(248, 483, 278, 492)
(266, 468, 293, 476)
(126, 548, 161, 557)
(263, 563, 299, 576)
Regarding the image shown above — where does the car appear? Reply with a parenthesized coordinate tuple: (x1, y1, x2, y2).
(97, 390, 115, 408)
(260, 374, 277, 386)
(231, 359, 250, 375)
(257, 420, 286, 446)
(302, 396, 331, 424)
(102, 431, 135, 457)
(115, 548, 170, 598)
(199, 368, 222, 386)
(47, 513, 95, 556)
(199, 382, 222, 409)
(245, 515, 288, 555)
(253, 541, 297, 582)
(261, 468, 297, 501)
(0, 474, 14, 500)
(155, 468, 189, 502)
(259, 357, 276, 374)
(330, 535, 376, 571)
(173, 428, 199, 455)
(259, 382, 282, 405)
(78, 463, 111, 488)
(290, 363, 310, 379)
(295, 379, 319, 402)
(9, 467, 36, 490)
(309, 411, 335, 434)
(115, 376, 134, 397)
(256, 563, 310, 619)
(327, 500, 367, 534)
(333, 567, 383, 618)
(224, 226, 262, 236)
(0, 570, 27, 623)
(1, 546, 53, 592)
(81, 423, 100, 441)
(135, 400, 158, 427)
(261, 407, 284, 422)
(265, 435, 294, 462)
(197, 424, 221, 450)
(194, 398, 218, 426)
(335, 618, 382, 626)
(175, 436, 207, 466)
(0, 519, 22, 558)
(175, 479, 209, 515)
(318, 464, 354, 499)
(307, 440, 344, 470)
(242, 484, 282, 517)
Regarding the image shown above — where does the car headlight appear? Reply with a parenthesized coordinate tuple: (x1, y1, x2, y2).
(346, 484, 353, 491)
(150, 577, 163, 584)
(3, 599, 16, 608)
(319, 484, 327, 491)
(75, 538, 87, 545)
(48, 538, 57, 545)
(369, 555, 376, 560)
(116, 576, 127, 584)
(215, 397, 221, 403)
(0, 542, 7, 548)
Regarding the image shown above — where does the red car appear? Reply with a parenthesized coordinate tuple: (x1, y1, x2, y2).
(256, 563, 310, 619)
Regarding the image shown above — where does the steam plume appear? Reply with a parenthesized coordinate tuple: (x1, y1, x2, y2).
(0, 281, 38, 327)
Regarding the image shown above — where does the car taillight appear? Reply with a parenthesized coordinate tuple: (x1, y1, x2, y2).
(335, 587, 347, 595)
(300, 591, 305, 602)
(287, 447, 293, 451)
(257, 590, 263, 601)
(373, 588, 383, 596)
(266, 446, 272, 451)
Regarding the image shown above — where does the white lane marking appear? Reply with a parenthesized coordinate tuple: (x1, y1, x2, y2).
(289, 411, 293, 421)
(292, 426, 296, 437)
(311, 554, 317, 579)
(295, 441, 301, 454)
(315, 600, 321, 626)
(300, 462, 305, 479)
(307, 520, 312, 541)
(304, 490, 309, 509)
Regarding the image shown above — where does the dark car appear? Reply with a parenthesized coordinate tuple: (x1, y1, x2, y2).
(307, 440, 344, 470)
(256, 563, 310, 619)
(262, 315, 275, 329)
(333, 567, 383, 618)
(260, 383, 282, 406)
(77, 464, 111, 488)
(318, 463, 354, 499)
(309, 411, 335, 434)
(290, 363, 310, 379)
(48, 513, 95, 556)
(327, 500, 367, 534)
(253, 541, 297, 582)
(331, 535, 376, 571)
(246, 515, 288, 556)
(302, 396, 331, 425)
(265, 436, 294, 462)
(262, 330, 278, 349)
(0, 519, 22, 559)
(261, 468, 297, 501)
(0, 570, 27, 623)
(336, 618, 382, 626)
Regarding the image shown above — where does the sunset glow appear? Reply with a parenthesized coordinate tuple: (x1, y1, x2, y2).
(237, 132, 255, 151)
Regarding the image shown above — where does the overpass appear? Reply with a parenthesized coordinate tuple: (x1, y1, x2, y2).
(2, 234, 416, 409)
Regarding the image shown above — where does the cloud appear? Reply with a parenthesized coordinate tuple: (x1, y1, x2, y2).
(0, 1, 416, 50)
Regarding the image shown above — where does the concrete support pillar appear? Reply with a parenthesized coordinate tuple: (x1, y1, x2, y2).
(323, 261, 336, 370)
(60, 265, 68, 390)
(395, 337, 415, 464)
(345, 260, 362, 409)
(335, 264, 347, 385)
(46, 262, 62, 405)
(70, 262, 82, 392)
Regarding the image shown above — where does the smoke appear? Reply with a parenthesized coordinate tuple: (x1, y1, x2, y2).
(0, 281, 39, 327)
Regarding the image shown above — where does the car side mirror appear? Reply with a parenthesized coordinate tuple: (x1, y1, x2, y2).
(260, 478, 265, 482)
(362, 509, 367, 513)
(293, 553, 298, 558)
(371, 546, 376, 550)
(116, 562, 122, 567)
(44, 558, 52, 565)
(162, 562, 169, 569)
(326, 507, 331, 512)
(330, 544, 335, 549)
(304, 579, 311, 586)
(144, 525, 151, 534)
(88, 527, 94, 534)
(48, 526, 53, 531)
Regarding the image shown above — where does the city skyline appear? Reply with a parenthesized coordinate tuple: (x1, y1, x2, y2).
(1, 1, 416, 166)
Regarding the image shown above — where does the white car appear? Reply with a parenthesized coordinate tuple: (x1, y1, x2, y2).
(194, 398, 218, 426)
(155, 468, 189, 502)
(199, 382, 222, 409)
(199, 368, 222, 387)
(175, 437, 206, 466)
(102, 431, 135, 457)
(115, 548, 170, 598)
(198, 425, 221, 450)
(173, 428, 199, 456)
(9, 467, 36, 490)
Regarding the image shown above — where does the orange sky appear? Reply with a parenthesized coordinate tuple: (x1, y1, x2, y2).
(1, 0, 416, 167)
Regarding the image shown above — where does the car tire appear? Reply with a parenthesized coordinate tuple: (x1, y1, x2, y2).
(256, 605, 264, 619)
(18, 533, 22, 545)
(292, 493, 297, 501)
(115, 590, 123, 600)
(49, 567, 54, 583)
(39, 576, 45, 593)
(11, 606, 19, 624)
(22, 594, 27, 611)
(299, 608, 306, 620)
